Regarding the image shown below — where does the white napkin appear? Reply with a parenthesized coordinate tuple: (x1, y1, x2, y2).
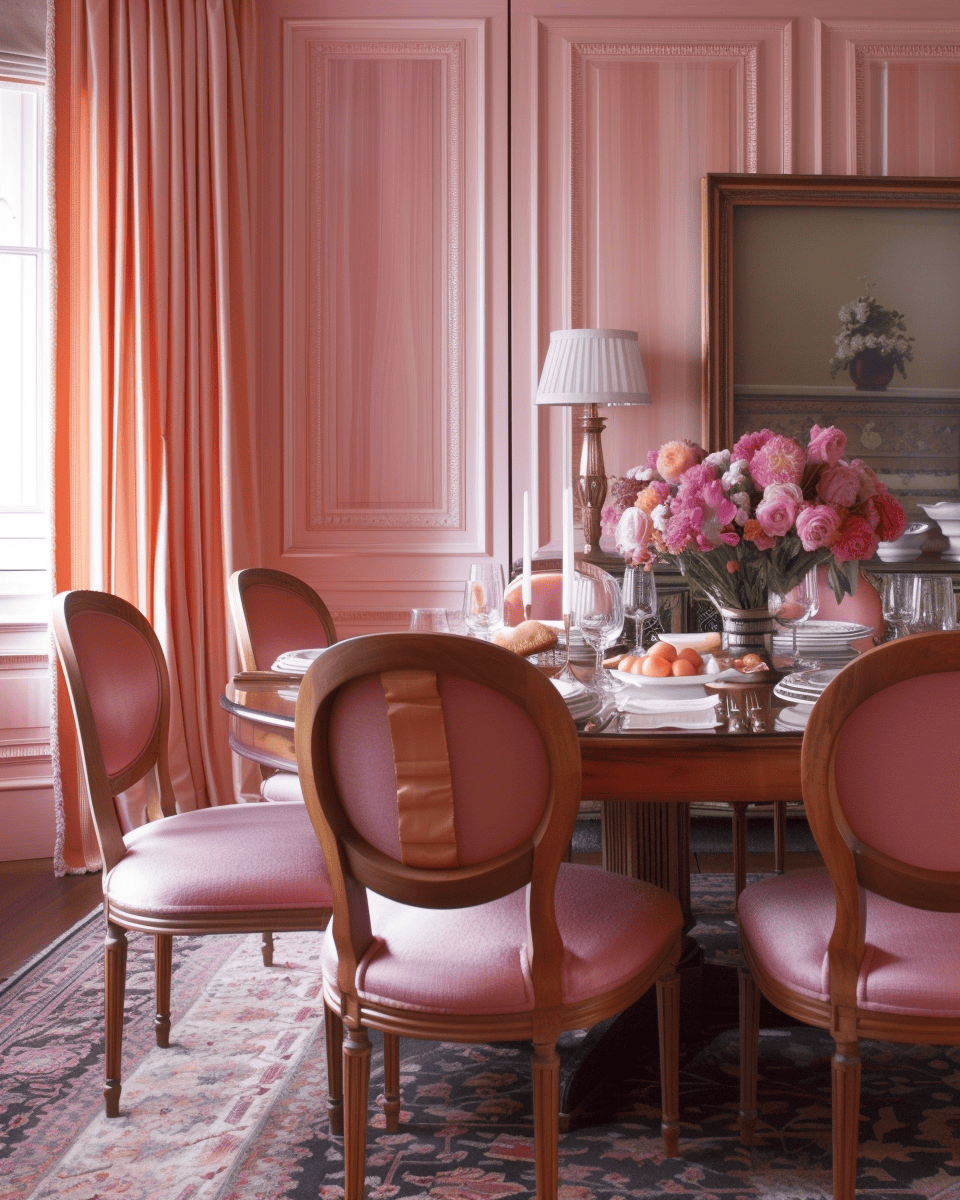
(613, 687, 721, 730)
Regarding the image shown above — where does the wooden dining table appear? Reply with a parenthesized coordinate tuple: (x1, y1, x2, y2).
(221, 669, 804, 916)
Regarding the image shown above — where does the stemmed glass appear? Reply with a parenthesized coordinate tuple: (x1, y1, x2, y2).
(621, 566, 658, 656)
(769, 569, 819, 670)
(880, 573, 916, 639)
(462, 578, 503, 639)
(573, 571, 624, 689)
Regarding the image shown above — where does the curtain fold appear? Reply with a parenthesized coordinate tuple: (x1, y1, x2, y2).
(51, 0, 261, 872)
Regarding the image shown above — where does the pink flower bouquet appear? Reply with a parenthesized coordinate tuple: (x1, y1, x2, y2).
(613, 426, 906, 611)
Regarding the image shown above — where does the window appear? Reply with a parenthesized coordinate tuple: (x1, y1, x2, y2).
(0, 79, 48, 606)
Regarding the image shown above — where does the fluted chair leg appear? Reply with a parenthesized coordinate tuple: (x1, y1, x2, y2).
(382, 1032, 401, 1131)
(260, 931, 274, 966)
(832, 1039, 862, 1200)
(154, 933, 172, 1047)
(738, 966, 761, 1145)
(324, 1001, 344, 1135)
(657, 966, 681, 1156)
(532, 1041, 560, 1200)
(343, 1025, 371, 1200)
(104, 921, 128, 1117)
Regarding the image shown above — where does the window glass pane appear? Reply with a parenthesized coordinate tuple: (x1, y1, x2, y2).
(0, 253, 39, 509)
(0, 84, 40, 248)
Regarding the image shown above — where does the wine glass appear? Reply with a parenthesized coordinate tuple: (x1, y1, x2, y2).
(462, 578, 503, 639)
(880, 572, 916, 640)
(573, 570, 624, 688)
(621, 566, 658, 655)
(467, 562, 506, 590)
(769, 569, 819, 670)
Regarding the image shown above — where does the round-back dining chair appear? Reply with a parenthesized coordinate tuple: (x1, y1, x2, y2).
(737, 630, 960, 1200)
(228, 568, 338, 805)
(502, 570, 564, 626)
(50, 589, 335, 1119)
(294, 632, 684, 1200)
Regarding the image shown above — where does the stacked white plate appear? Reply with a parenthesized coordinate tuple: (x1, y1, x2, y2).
(773, 667, 842, 731)
(271, 647, 328, 675)
(772, 620, 873, 668)
(550, 676, 603, 724)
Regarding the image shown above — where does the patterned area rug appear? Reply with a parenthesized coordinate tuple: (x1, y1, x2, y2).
(2, 876, 959, 1200)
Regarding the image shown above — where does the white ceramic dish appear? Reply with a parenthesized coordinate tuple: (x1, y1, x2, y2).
(773, 620, 872, 643)
(271, 647, 328, 674)
(877, 521, 931, 563)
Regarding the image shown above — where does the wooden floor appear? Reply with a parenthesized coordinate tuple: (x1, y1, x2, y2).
(0, 821, 823, 984)
(0, 858, 102, 982)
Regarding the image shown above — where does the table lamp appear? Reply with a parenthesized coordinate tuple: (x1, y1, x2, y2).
(536, 328, 651, 562)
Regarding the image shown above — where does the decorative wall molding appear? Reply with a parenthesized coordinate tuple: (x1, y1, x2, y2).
(0, 651, 48, 669)
(330, 610, 410, 625)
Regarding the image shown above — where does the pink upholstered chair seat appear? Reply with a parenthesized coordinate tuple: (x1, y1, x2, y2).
(321, 863, 682, 1015)
(739, 868, 960, 1018)
(106, 802, 330, 914)
(260, 770, 304, 803)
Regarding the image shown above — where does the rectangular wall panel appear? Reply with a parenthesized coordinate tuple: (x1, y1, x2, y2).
(260, 5, 508, 634)
(821, 21, 960, 175)
(510, 10, 793, 549)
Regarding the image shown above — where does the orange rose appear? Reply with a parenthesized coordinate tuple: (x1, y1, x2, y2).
(656, 440, 702, 482)
(636, 485, 662, 514)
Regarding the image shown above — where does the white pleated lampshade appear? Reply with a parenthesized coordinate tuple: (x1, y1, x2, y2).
(535, 328, 651, 406)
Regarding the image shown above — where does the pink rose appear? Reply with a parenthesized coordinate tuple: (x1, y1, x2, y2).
(831, 515, 879, 563)
(636, 481, 671, 514)
(806, 424, 847, 466)
(795, 503, 840, 551)
(755, 483, 802, 538)
(818, 462, 861, 508)
(656, 439, 705, 482)
(749, 435, 806, 488)
(615, 506, 654, 565)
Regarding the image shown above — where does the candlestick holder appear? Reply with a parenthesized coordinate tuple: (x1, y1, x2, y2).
(554, 613, 580, 687)
(524, 603, 532, 622)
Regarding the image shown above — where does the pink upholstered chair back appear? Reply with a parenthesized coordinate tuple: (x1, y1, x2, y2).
(815, 567, 883, 651)
(295, 633, 582, 968)
(229, 569, 337, 673)
(503, 572, 564, 626)
(802, 631, 960, 912)
(52, 591, 177, 869)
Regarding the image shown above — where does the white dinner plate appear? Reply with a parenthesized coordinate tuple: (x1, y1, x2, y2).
(271, 647, 328, 674)
(775, 705, 811, 730)
(774, 620, 872, 643)
(608, 663, 714, 689)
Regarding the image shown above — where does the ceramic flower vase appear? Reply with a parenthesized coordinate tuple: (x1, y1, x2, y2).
(849, 350, 895, 391)
(719, 606, 777, 659)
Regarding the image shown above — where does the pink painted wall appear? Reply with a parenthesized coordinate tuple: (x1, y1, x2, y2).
(257, 0, 960, 612)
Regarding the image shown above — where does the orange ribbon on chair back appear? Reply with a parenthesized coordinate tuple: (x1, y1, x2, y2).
(380, 670, 459, 868)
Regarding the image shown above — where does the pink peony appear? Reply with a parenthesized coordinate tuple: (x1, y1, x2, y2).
(656, 439, 705, 482)
(749, 435, 806, 488)
(615, 506, 654, 565)
(755, 483, 802, 539)
(795, 503, 841, 551)
(818, 462, 861, 508)
(806, 424, 847, 466)
(731, 428, 775, 465)
(831, 515, 879, 562)
(646, 448, 660, 470)
(867, 489, 908, 542)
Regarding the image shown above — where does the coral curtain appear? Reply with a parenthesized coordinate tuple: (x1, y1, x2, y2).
(51, 0, 262, 872)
